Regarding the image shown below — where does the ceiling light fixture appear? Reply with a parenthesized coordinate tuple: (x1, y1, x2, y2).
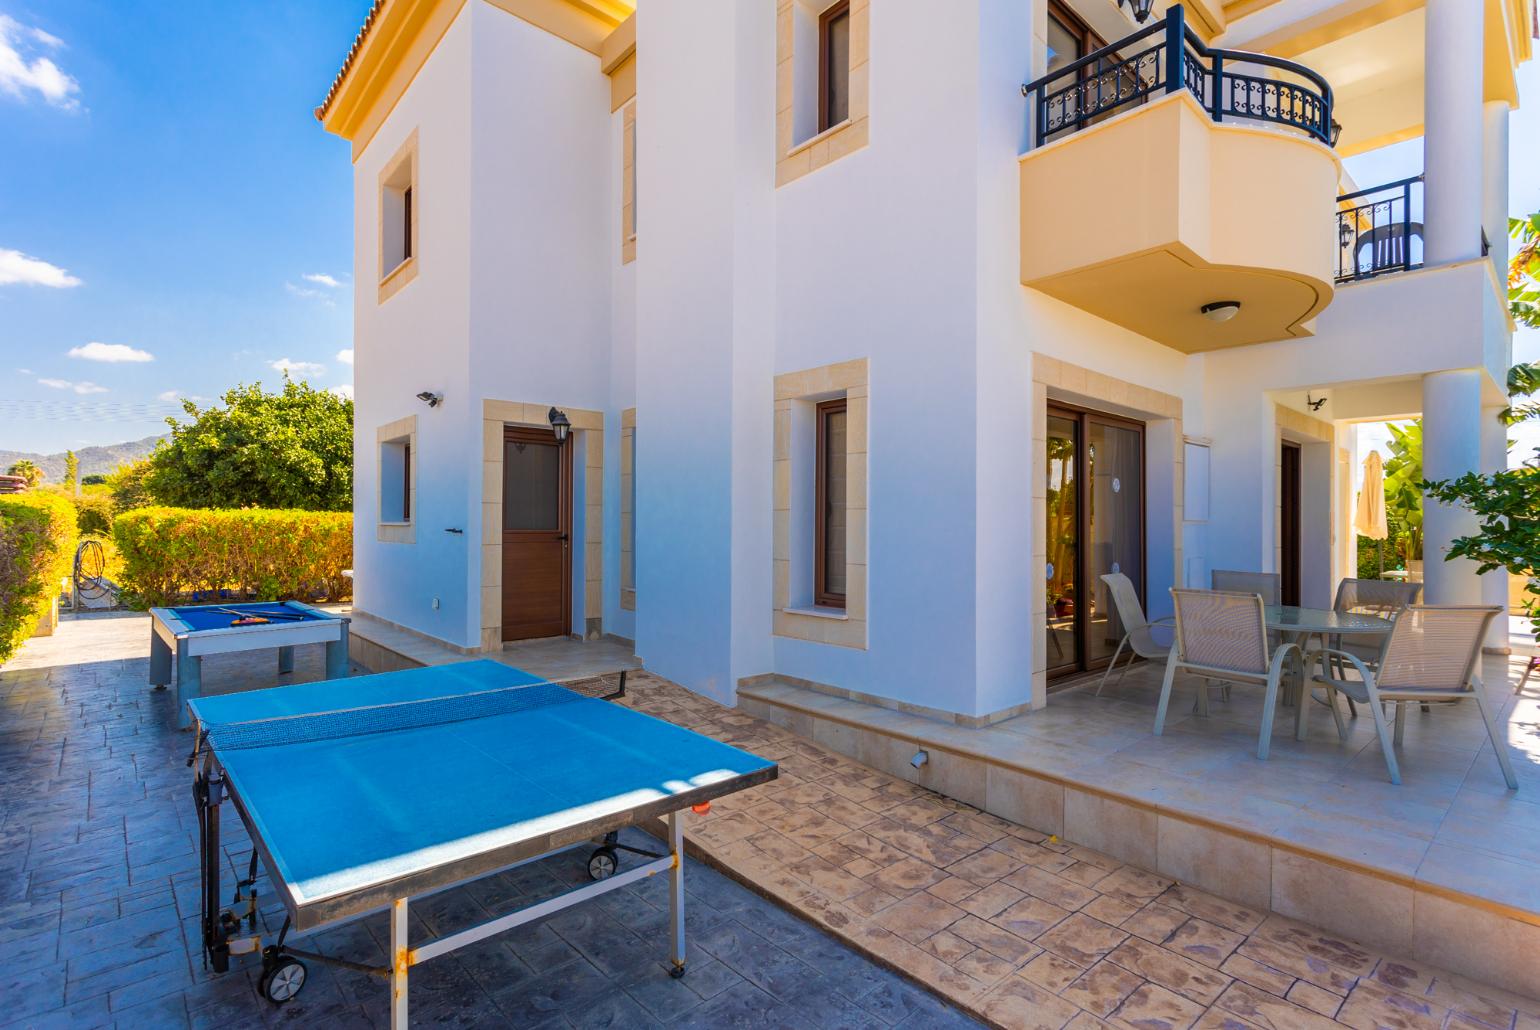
(1200, 301, 1241, 323)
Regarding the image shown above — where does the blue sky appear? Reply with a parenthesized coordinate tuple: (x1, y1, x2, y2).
(0, 1, 369, 454)
(0, 4, 1536, 461)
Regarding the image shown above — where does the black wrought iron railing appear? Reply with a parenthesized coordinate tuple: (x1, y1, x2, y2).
(1021, 4, 1334, 150)
(1334, 175, 1423, 283)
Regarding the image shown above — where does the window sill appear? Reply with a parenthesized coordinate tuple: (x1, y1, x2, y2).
(785, 119, 852, 159)
(782, 605, 848, 621)
(378, 256, 417, 303)
(378, 520, 412, 527)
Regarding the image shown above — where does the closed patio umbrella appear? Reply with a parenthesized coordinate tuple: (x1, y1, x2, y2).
(1354, 450, 1388, 576)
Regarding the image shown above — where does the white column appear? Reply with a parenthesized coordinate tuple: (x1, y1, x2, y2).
(1483, 100, 1512, 275)
(1423, 0, 1485, 266)
(1480, 404, 1511, 649)
(1420, 370, 1484, 605)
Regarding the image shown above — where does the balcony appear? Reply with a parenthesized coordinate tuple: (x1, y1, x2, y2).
(1335, 175, 1424, 284)
(1018, 5, 1341, 352)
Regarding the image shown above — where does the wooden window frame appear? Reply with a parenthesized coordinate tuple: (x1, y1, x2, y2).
(1047, 1, 1105, 66)
(401, 186, 414, 262)
(401, 441, 411, 521)
(814, 397, 848, 609)
(817, 0, 851, 133)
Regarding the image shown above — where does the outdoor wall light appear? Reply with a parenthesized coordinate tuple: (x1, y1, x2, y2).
(416, 391, 443, 407)
(1200, 301, 1241, 323)
(1329, 119, 1343, 147)
(1119, 0, 1155, 23)
(1339, 220, 1356, 249)
(547, 407, 572, 443)
(910, 750, 929, 770)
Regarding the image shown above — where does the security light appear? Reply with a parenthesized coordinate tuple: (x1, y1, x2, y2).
(548, 407, 572, 444)
(1200, 301, 1241, 323)
(416, 391, 442, 407)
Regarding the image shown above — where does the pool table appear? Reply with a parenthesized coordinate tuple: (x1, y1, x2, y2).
(149, 602, 350, 728)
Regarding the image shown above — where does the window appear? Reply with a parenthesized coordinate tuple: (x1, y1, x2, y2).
(818, 1, 850, 132)
(378, 129, 419, 302)
(621, 416, 636, 600)
(380, 437, 412, 523)
(815, 398, 847, 608)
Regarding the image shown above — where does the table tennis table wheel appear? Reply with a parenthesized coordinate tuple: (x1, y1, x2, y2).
(587, 846, 619, 881)
(258, 955, 307, 1005)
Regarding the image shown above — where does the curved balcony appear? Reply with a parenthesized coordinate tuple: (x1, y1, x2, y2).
(1018, 5, 1341, 352)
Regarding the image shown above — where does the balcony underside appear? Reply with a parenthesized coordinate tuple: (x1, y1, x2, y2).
(1029, 244, 1329, 352)
(1020, 92, 1340, 352)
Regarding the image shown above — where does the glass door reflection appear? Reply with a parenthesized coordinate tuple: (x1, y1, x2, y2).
(1045, 413, 1080, 674)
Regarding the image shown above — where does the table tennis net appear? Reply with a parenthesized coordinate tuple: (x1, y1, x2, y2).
(204, 681, 583, 751)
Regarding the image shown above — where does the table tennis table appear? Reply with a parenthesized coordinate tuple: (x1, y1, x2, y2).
(188, 660, 776, 1027)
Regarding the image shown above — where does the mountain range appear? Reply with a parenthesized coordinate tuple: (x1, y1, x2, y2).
(0, 435, 165, 483)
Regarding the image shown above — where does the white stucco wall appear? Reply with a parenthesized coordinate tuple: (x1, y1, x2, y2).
(351, 8, 475, 646)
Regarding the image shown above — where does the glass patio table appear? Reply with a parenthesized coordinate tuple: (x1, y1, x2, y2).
(1264, 604, 1394, 706)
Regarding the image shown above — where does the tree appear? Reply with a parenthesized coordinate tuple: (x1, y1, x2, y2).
(1381, 421, 1423, 568)
(6, 460, 42, 488)
(106, 460, 155, 511)
(144, 379, 353, 511)
(81, 474, 108, 486)
(63, 450, 78, 495)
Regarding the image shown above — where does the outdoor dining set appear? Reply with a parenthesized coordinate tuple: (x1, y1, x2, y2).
(1095, 570, 1520, 791)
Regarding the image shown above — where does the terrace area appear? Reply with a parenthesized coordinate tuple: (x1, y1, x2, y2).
(3, 612, 1538, 1028)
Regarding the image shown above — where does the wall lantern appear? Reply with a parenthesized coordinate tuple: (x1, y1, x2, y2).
(1200, 301, 1241, 323)
(1339, 220, 1356, 249)
(1329, 119, 1343, 146)
(1119, 0, 1156, 23)
(547, 407, 572, 443)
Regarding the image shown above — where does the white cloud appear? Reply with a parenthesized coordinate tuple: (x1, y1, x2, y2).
(328, 384, 355, 400)
(336, 348, 354, 365)
(285, 281, 335, 305)
(159, 389, 208, 404)
(303, 273, 343, 288)
(0, 15, 80, 110)
(68, 341, 154, 363)
(17, 367, 32, 375)
(0, 247, 81, 287)
(269, 357, 325, 378)
(38, 377, 107, 394)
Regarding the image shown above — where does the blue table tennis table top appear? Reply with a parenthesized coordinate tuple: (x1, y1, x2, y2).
(189, 661, 776, 928)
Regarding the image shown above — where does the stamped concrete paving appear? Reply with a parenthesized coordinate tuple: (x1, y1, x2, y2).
(617, 672, 1540, 1030)
(0, 614, 980, 1029)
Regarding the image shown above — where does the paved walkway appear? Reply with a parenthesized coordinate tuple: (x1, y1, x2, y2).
(0, 614, 978, 1029)
(619, 672, 1540, 1030)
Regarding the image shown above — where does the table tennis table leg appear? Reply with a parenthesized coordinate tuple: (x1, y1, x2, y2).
(668, 810, 686, 978)
(149, 630, 171, 690)
(277, 646, 295, 675)
(390, 897, 409, 1030)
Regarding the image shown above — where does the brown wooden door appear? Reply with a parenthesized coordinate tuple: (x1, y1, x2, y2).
(1280, 442, 1301, 607)
(501, 427, 571, 641)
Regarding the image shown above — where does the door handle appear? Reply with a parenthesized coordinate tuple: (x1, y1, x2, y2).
(558, 534, 570, 542)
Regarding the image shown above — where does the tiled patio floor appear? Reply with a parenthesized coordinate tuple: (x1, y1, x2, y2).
(0, 614, 978, 1029)
(619, 673, 1540, 1029)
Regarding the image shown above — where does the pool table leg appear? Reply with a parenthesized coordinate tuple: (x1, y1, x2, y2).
(176, 644, 202, 730)
(149, 631, 172, 691)
(277, 645, 295, 675)
(325, 623, 350, 680)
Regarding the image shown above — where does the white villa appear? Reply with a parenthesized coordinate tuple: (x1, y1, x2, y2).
(325, 0, 1527, 717)
(318, 0, 1540, 997)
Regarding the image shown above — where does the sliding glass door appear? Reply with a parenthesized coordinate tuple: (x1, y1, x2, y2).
(1045, 405, 1146, 680)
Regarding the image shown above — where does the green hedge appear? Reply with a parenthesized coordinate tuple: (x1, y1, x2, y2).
(112, 508, 352, 609)
(0, 493, 79, 663)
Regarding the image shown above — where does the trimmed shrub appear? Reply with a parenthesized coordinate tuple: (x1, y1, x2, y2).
(112, 508, 352, 609)
(75, 494, 116, 537)
(0, 493, 79, 662)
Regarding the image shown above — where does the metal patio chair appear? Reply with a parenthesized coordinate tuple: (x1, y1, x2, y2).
(1095, 573, 1174, 695)
(1322, 577, 1423, 716)
(1210, 570, 1281, 606)
(1310, 605, 1517, 789)
(1154, 589, 1303, 760)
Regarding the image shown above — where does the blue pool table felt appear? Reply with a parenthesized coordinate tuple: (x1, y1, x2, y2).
(168, 602, 334, 632)
(190, 661, 775, 917)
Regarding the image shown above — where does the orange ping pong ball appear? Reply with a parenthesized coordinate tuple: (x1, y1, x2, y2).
(691, 802, 711, 815)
